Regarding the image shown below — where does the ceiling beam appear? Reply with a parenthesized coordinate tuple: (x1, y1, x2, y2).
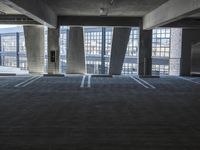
(162, 18, 200, 29)
(1, 0, 57, 28)
(0, 15, 40, 25)
(143, 0, 200, 30)
(58, 16, 142, 27)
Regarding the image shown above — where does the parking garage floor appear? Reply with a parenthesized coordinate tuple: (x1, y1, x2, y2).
(0, 75, 200, 150)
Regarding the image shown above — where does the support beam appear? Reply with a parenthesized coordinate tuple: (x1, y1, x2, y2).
(16, 32, 19, 68)
(67, 27, 85, 74)
(2, 0, 57, 28)
(163, 18, 200, 29)
(58, 16, 141, 27)
(0, 35, 1, 66)
(0, 15, 40, 25)
(191, 42, 200, 75)
(109, 27, 131, 75)
(138, 28, 152, 76)
(143, 0, 200, 29)
(24, 26, 44, 74)
(47, 28, 60, 74)
(169, 28, 182, 76)
(101, 27, 106, 74)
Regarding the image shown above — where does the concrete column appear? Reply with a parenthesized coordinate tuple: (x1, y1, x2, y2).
(24, 26, 44, 74)
(101, 27, 106, 74)
(191, 43, 200, 75)
(0, 35, 2, 66)
(109, 27, 131, 75)
(181, 29, 200, 76)
(47, 28, 60, 74)
(67, 27, 85, 74)
(138, 28, 152, 76)
(169, 28, 182, 76)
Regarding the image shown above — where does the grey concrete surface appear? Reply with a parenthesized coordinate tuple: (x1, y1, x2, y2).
(143, 0, 200, 29)
(181, 29, 200, 76)
(191, 42, 200, 75)
(109, 27, 131, 75)
(42, 0, 168, 16)
(0, 75, 200, 149)
(169, 28, 182, 76)
(67, 27, 85, 74)
(47, 28, 60, 74)
(2, 0, 57, 28)
(23, 26, 45, 74)
(138, 28, 152, 76)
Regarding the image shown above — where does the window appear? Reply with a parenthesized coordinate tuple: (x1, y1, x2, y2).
(152, 28, 171, 75)
(152, 28, 170, 58)
(126, 28, 139, 57)
(84, 27, 113, 74)
(122, 63, 137, 74)
(152, 65, 169, 75)
(85, 28, 102, 56)
(122, 27, 139, 75)
(1, 34, 16, 52)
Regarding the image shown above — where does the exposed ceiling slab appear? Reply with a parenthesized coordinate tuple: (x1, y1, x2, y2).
(42, 0, 169, 16)
(2, 0, 200, 29)
(0, 1, 20, 14)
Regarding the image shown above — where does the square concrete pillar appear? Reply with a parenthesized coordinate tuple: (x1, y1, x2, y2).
(23, 26, 45, 74)
(109, 27, 131, 75)
(67, 27, 85, 74)
(138, 28, 152, 76)
(169, 28, 182, 76)
(181, 29, 200, 76)
(47, 28, 60, 74)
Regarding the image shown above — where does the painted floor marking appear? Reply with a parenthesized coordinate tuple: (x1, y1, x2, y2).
(22, 76, 42, 87)
(178, 76, 200, 85)
(129, 75, 149, 89)
(80, 75, 86, 88)
(14, 76, 37, 87)
(135, 76, 156, 89)
(87, 75, 92, 88)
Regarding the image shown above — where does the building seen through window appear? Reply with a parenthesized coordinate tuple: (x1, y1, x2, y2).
(0, 26, 180, 75)
(152, 28, 171, 75)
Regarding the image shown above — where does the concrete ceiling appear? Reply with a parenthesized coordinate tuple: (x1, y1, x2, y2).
(42, 0, 169, 16)
(0, 1, 20, 14)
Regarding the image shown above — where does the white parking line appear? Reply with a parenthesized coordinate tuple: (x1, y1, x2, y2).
(87, 75, 92, 88)
(14, 76, 36, 87)
(80, 75, 86, 88)
(178, 76, 200, 85)
(129, 75, 149, 89)
(22, 76, 42, 87)
(135, 76, 156, 89)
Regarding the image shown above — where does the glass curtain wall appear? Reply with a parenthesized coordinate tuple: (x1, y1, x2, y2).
(84, 27, 113, 75)
(0, 27, 174, 76)
(122, 27, 139, 75)
(152, 28, 171, 75)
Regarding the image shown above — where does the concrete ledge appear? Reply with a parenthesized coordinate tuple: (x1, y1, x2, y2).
(91, 74, 113, 78)
(191, 72, 200, 77)
(0, 73, 16, 76)
(43, 74, 65, 77)
(139, 75, 160, 78)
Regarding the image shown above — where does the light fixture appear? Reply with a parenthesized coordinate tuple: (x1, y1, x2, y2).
(100, 8, 105, 15)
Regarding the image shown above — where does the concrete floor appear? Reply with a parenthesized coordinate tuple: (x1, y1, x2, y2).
(0, 75, 200, 149)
